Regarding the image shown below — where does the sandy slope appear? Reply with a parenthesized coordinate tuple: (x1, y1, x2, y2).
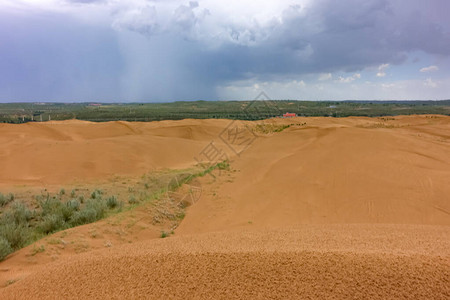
(0, 115, 449, 299)
(1, 226, 449, 299)
(0, 119, 230, 186)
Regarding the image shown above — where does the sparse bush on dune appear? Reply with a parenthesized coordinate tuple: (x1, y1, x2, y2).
(69, 208, 97, 226)
(0, 223, 30, 250)
(0, 193, 15, 207)
(106, 196, 120, 209)
(36, 198, 66, 234)
(0, 236, 13, 261)
(69, 198, 108, 226)
(86, 199, 107, 219)
(216, 160, 230, 171)
(0, 190, 121, 261)
(61, 200, 81, 222)
(9, 202, 33, 225)
(253, 123, 294, 134)
(0, 194, 7, 206)
(40, 196, 76, 217)
(0, 165, 220, 261)
(0, 202, 33, 251)
(128, 195, 139, 205)
(36, 197, 82, 234)
(91, 189, 103, 200)
(39, 196, 62, 217)
(66, 199, 80, 211)
(39, 214, 65, 235)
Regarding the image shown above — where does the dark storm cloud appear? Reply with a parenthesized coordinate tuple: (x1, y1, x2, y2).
(187, 0, 450, 82)
(0, 12, 124, 101)
(115, 0, 449, 85)
(0, 0, 448, 102)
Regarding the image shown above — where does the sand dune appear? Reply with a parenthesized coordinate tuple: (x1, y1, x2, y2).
(178, 116, 450, 233)
(2, 226, 449, 299)
(0, 115, 449, 299)
(0, 119, 230, 185)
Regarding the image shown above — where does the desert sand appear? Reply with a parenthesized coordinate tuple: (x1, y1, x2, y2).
(0, 115, 449, 299)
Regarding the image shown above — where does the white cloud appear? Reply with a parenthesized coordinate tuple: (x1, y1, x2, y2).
(381, 83, 395, 88)
(424, 78, 437, 88)
(217, 76, 450, 101)
(107, 0, 308, 46)
(296, 80, 306, 87)
(420, 65, 439, 73)
(318, 73, 332, 81)
(112, 5, 159, 35)
(337, 73, 361, 83)
(376, 63, 389, 77)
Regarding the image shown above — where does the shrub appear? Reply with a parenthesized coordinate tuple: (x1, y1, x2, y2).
(34, 194, 44, 202)
(0, 193, 14, 207)
(70, 190, 76, 197)
(10, 202, 33, 225)
(85, 199, 107, 219)
(66, 199, 80, 211)
(78, 195, 85, 203)
(39, 197, 63, 216)
(91, 189, 103, 199)
(69, 208, 97, 226)
(59, 189, 65, 196)
(30, 244, 45, 256)
(106, 196, 119, 209)
(0, 223, 30, 250)
(61, 206, 74, 222)
(128, 195, 139, 205)
(217, 160, 230, 170)
(0, 236, 13, 261)
(38, 197, 78, 225)
(38, 214, 65, 234)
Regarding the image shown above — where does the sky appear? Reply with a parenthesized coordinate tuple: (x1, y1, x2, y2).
(0, 0, 449, 102)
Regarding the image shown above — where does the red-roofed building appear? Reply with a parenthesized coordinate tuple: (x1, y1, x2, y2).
(283, 112, 297, 118)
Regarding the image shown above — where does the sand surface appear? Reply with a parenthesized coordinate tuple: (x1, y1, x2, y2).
(0, 115, 449, 299)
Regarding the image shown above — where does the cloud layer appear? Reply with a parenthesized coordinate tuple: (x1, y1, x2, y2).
(0, 0, 449, 101)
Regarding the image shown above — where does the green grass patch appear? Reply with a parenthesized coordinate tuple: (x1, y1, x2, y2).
(0, 160, 229, 261)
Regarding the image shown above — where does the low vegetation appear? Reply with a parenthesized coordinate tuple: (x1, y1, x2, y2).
(252, 123, 306, 134)
(0, 193, 14, 207)
(0, 160, 229, 260)
(1, 100, 449, 123)
(0, 191, 123, 261)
